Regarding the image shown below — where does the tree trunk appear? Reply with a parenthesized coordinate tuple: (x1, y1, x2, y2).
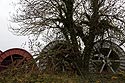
(64, 0, 83, 75)
(82, 0, 100, 73)
(82, 33, 95, 73)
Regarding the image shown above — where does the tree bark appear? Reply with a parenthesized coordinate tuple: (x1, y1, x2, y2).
(82, 0, 100, 73)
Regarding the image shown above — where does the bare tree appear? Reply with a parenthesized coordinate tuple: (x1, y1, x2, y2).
(11, 0, 125, 74)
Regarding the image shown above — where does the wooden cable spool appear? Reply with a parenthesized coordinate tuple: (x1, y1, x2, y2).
(0, 48, 33, 71)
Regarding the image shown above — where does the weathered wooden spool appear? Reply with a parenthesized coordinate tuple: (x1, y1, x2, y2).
(0, 48, 33, 71)
(39, 40, 125, 74)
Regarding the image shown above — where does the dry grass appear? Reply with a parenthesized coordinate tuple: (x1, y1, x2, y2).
(0, 62, 125, 83)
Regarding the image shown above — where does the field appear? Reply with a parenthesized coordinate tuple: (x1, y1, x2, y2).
(0, 65, 125, 83)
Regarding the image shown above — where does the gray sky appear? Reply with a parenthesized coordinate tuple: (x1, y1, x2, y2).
(0, 0, 29, 51)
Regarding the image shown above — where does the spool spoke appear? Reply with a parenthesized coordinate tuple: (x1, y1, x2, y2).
(94, 46, 103, 59)
(100, 60, 106, 73)
(107, 49, 112, 58)
(11, 55, 14, 63)
(15, 57, 25, 67)
(110, 60, 121, 62)
(107, 64, 115, 73)
(0, 65, 8, 68)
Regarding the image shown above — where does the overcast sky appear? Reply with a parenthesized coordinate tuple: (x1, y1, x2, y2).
(0, 0, 29, 51)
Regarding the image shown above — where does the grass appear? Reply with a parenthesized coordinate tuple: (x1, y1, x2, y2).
(0, 68, 125, 83)
(0, 63, 125, 83)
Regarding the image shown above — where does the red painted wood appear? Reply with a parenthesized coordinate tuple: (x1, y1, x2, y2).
(0, 50, 2, 55)
(0, 48, 33, 62)
(0, 48, 33, 71)
(0, 50, 3, 62)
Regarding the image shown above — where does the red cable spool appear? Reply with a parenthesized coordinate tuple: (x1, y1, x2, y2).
(0, 48, 33, 71)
